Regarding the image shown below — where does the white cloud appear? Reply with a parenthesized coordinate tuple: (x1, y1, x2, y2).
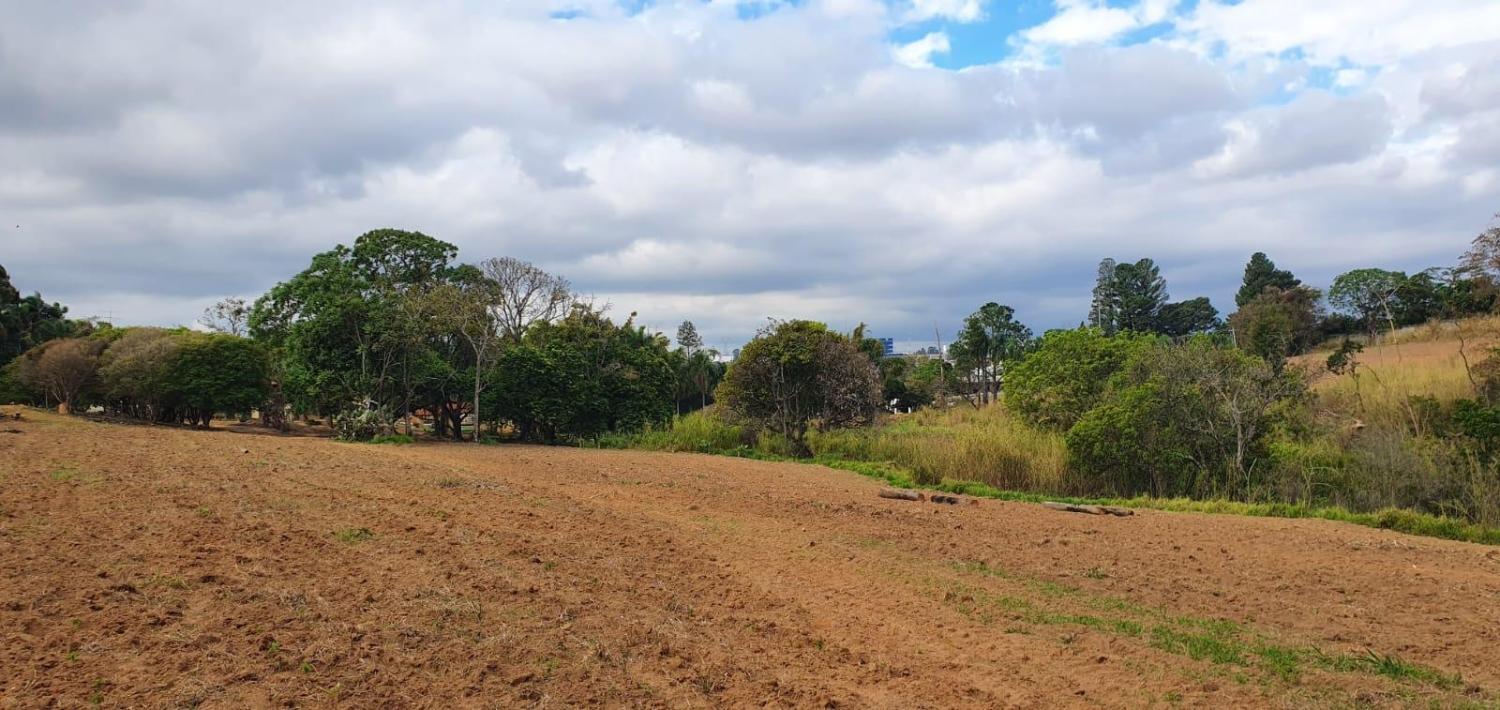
(894, 32, 952, 68)
(1, 0, 1498, 347)
(903, 0, 985, 23)
(1180, 0, 1500, 66)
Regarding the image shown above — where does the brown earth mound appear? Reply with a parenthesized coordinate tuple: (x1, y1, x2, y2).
(2, 407, 1498, 707)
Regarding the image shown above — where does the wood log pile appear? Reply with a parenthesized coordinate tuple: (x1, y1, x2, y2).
(877, 488, 979, 506)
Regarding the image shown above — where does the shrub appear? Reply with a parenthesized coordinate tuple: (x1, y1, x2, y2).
(717, 320, 881, 452)
(334, 407, 395, 442)
(1003, 328, 1151, 430)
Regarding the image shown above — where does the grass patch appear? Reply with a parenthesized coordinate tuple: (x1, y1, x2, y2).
(369, 434, 415, 445)
(941, 561, 1468, 695)
(332, 527, 374, 543)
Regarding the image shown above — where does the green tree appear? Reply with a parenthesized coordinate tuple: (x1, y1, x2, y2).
(1155, 297, 1220, 337)
(0, 263, 76, 367)
(1235, 252, 1300, 307)
(716, 320, 882, 452)
(950, 302, 1031, 405)
(1087, 258, 1119, 334)
(1113, 258, 1168, 332)
(1066, 340, 1304, 497)
(165, 333, 270, 428)
(488, 305, 675, 442)
(1228, 285, 1324, 372)
(250, 229, 460, 417)
(1328, 268, 1406, 339)
(1002, 328, 1152, 430)
(676, 320, 703, 352)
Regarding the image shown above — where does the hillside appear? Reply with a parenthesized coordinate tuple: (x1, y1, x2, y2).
(2, 408, 1497, 707)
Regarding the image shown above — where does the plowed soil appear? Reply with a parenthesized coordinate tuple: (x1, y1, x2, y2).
(3, 407, 1499, 708)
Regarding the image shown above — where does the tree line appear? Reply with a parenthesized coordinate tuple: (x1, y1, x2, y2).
(1, 229, 724, 443)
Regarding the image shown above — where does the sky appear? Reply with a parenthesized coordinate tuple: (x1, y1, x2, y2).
(2, 0, 1499, 353)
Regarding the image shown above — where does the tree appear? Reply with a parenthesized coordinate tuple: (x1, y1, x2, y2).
(198, 297, 251, 336)
(716, 320, 881, 452)
(1066, 340, 1304, 498)
(481, 256, 571, 343)
(676, 320, 703, 353)
(250, 229, 461, 417)
(1328, 268, 1406, 339)
(15, 337, 104, 413)
(1113, 258, 1169, 332)
(97, 328, 182, 421)
(1155, 297, 1220, 337)
(487, 305, 675, 442)
(1235, 252, 1300, 307)
(949, 302, 1031, 405)
(1002, 328, 1152, 430)
(1087, 258, 1118, 334)
(1228, 285, 1324, 372)
(1, 263, 75, 367)
(422, 277, 497, 442)
(165, 333, 270, 428)
(1460, 214, 1500, 281)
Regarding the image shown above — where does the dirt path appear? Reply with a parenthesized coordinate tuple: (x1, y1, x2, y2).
(3, 409, 1498, 708)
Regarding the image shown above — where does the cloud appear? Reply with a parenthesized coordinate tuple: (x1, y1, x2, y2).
(0, 0, 1497, 348)
(903, 0, 985, 23)
(894, 32, 952, 68)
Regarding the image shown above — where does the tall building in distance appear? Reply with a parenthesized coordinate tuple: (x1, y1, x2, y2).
(877, 337, 894, 357)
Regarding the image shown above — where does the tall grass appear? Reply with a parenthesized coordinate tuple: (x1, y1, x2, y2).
(806, 405, 1067, 491)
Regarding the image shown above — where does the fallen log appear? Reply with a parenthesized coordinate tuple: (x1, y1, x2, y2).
(878, 488, 926, 501)
(1040, 501, 1134, 516)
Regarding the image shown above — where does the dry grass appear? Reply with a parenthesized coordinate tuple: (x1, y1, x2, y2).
(806, 405, 1067, 491)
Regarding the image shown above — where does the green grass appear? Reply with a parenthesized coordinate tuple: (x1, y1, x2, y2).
(368, 434, 415, 445)
(941, 560, 1469, 695)
(332, 527, 375, 543)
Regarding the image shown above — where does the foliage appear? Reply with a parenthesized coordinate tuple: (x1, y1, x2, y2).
(948, 302, 1032, 405)
(1235, 252, 1300, 307)
(250, 229, 462, 415)
(334, 407, 396, 442)
(0, 262, 79, 368)
(14, 337, 105, 411)
(487, 305, 675, 443)
(716, 320, 882, 451)
(1228, 285, 1324, 371)
(165, 333, 270, 427)
(1002, 328, 1151, 430)
(1065, 341, 1304, 498)
(1329, 268, 1406, 337)
(1155, 297, 1220, 337)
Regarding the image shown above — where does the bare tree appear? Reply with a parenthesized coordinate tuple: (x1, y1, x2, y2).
(198, 297, 250, 336)
(479, 257, 571, 342)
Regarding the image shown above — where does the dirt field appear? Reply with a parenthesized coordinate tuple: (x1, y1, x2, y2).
(3, 408, 1500, 708)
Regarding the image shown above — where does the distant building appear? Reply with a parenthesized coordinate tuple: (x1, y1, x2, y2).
(877, 337, 895, 357)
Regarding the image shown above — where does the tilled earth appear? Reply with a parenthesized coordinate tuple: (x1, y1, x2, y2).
(3, 408, 1499, 708)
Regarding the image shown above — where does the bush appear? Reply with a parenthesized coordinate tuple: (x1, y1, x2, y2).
(717, 320, 881, 452)
(334, 407, 395, 442)
(1003, 328, 1152, 430)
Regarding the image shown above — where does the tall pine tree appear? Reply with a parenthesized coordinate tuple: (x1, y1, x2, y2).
(1235, 252, 1300, 307)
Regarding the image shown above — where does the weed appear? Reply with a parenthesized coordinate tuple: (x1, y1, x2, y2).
(333, 527, 374, 543)
(369, 434, 415, 445)
(49, 467, 79, 482)
(1083, 567, 1109, 580)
